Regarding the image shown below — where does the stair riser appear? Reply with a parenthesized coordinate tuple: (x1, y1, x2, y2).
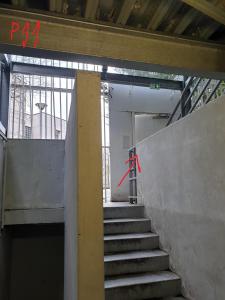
(104, 220, 151, 235)
(104, 206, 144, 219)
(105, 279, 181, 300)
(105, 255, 169, 276)
(105, 236, 159, 254)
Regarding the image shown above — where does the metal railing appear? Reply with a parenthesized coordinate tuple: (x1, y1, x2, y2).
(101, 82, 111, 203)
(166, 77, 223, 126)
(8, 56, 112, 203)
(8, 71, 73, 140)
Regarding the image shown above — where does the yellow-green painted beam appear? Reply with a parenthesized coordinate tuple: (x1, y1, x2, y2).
(0, 8, 225, 75)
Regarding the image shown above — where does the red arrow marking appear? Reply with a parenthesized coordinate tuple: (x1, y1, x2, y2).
(117, 154, 142, 189)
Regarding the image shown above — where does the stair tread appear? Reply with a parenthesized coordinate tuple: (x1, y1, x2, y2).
(104, 203, 144, 208)
(152, 298, 186, 300)
(105, 271, 180, 289)
(162, 298, 186, 300)
(105, 250, 168, 262)
(104, 218, 150, 223)
(104, 232, 158, 241)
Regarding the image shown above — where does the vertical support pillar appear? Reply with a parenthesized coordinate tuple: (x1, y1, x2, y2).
(76, 71, 104, 300)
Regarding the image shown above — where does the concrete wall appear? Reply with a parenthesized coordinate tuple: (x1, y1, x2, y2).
(135, 114, 167, 143)
(64, 88, 77, 300)
(110, 109, 133, 200)
(109, 83, 180, 200)
(5, 139, 65, 210)
(137, 97, 225, 300)
(0, 138, 65, 300)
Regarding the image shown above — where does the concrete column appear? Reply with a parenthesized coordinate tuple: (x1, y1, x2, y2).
(76, 71, 104, 300)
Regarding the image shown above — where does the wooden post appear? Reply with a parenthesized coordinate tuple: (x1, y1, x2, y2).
(76, 71, 104, 300)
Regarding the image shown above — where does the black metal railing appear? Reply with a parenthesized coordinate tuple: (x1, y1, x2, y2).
(166, 77, 223, 126)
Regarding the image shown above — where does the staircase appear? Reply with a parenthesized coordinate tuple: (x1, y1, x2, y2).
(104, 204, 185, 300)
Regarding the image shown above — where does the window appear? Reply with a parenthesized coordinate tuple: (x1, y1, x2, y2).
(25, 126, 31, 139)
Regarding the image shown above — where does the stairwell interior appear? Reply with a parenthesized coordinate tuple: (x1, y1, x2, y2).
(0, 51, 225, 300)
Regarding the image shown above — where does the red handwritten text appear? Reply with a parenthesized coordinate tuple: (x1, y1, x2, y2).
(10, 20, 41, 48)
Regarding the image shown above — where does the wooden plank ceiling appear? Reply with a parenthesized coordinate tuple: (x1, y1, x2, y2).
(2, 0, 225, 43)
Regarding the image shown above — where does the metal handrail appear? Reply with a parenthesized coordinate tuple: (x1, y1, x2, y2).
(0, 130, 7, 141)
(205, 80, 222, 104)
(167, 77, 223, 125)
(166, 77, 194, 126)
(189, 79, 210, 113)
(177, 77, 201, 120)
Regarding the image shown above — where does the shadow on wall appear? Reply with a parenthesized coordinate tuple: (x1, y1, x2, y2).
(1, 224, 64, 300)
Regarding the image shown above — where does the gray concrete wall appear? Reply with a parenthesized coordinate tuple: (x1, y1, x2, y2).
(109, 83, 180, 200)
(110, 109, 133, 200)
(137, 97, 225, 300)
(135, 114, 167, 143)
(5, 139, 65, 210)
(64, 89, 77, 300)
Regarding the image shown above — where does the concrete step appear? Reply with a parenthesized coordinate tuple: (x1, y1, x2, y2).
(104, 218, 151, 235)
(104, 233, 159, 254)
(125, 295, 187, 299)
(105, 249, 169, 276)
(162, 297, 188, 300)
(105, 271, 181, 300)
(104, 205, 144, 219)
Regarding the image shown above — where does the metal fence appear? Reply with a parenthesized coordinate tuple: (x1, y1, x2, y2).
(8, 72, 73, 139)
(8, 55, 111, 201)
(101, 82, 111, 202)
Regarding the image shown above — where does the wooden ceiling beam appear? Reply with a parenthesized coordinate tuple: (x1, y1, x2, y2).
(147, 0, 174, 30)
(116, 0, 136, 25)
(174, 8, 199, 34)
(0, 8, 225, 76)
(164, 2, 183, 32)
(200, 22, 221, 40)
(85, 0, 99, 20)
(181, 0, 225, 26)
